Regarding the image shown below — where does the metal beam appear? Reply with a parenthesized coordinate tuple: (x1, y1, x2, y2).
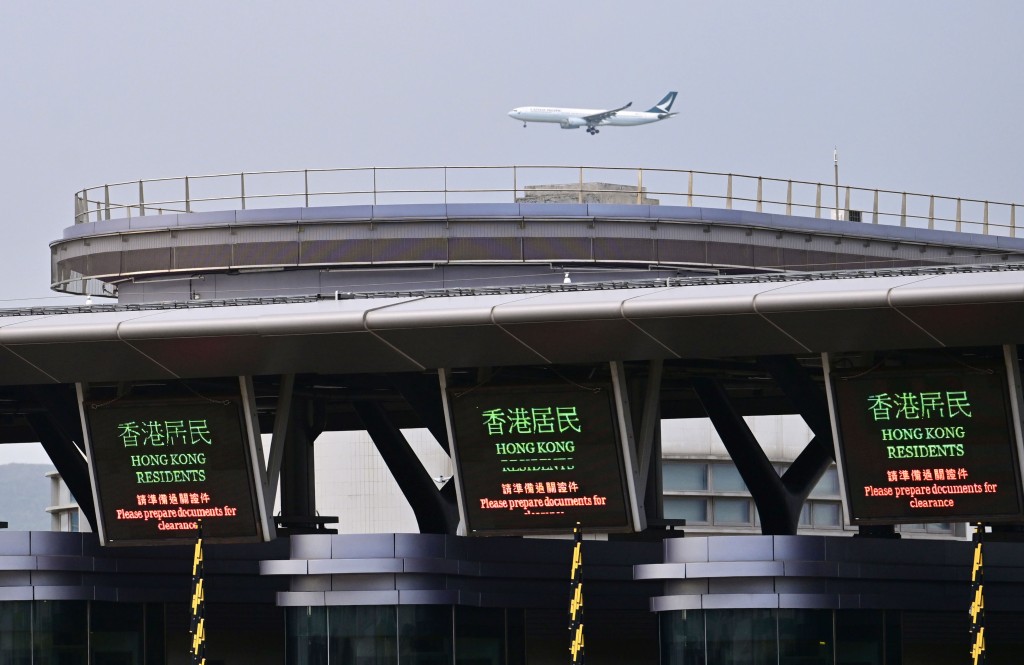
(691, 377, 801, 535)
(352, 399, 458, 534)
(25, 385, 98, 533)
(265, 374, 295, 508)
(279, 394, 321, 522)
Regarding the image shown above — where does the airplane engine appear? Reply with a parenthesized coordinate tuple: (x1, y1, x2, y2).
(559, 118, 587, 129)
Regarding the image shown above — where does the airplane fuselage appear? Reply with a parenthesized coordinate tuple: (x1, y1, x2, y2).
(508, 107, 666, 127)
(508, 92, 677, 134)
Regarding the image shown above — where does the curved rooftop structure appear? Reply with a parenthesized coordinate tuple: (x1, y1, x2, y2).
(53, 166, 1024, 301)
(31, 165, 1024, 386)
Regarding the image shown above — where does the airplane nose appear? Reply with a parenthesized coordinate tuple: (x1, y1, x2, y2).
(508, 110, 517, 118)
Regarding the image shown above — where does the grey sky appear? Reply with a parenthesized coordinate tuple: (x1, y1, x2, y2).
(0, 1, 1021, 462)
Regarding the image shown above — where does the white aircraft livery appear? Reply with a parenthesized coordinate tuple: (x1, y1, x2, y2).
(508, 91, 678, 135)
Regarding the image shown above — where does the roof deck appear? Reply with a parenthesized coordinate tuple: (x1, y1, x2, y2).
(53, 166, 1024, 300)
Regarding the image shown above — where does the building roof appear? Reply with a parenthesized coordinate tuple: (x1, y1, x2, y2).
(3, 265, 1022, 386)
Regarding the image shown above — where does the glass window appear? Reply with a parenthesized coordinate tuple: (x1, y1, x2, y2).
(506, 609, 525, 665)
(798, 504, 811, 527)
(329, 606, 396, 665)
(664, 497, 708, 524)
(660, 610, 706, 665)
(398, 605, 452, 665)
(287, 607, 328, 665)
(778, 609, 833, 665)
(810, 468, 839, 497)
(714, 498, 752, 525)
(705, 609, 777, 665)
(811, 502, 841, 528)
(145, 604, 165, 665)
(836, 610, 883, 665)
(91, 602, 144, 665)
(34, 600, 88, 665)
(663, 462, 709, 492)
(455, 606, 504, 665)
(0, 602, 30, 665)
(712, 464, 747, 493)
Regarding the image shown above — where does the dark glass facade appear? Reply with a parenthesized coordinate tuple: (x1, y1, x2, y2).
(287, 606, 520, 665)
(0, 601, 161, 665)
(659, 609, 1024, 665)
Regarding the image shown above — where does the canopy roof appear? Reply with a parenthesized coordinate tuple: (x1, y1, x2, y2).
(2, 266, 1022, 386)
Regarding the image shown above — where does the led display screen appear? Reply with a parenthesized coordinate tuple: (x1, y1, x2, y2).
(831, 364, 1024, 524)
(448, 383, 635, 534)
(83, 394, 267, 545)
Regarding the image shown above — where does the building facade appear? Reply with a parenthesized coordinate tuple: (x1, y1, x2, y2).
(0, 167, 1020, 664)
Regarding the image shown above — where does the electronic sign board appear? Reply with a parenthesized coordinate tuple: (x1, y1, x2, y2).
(82, 387, 271, 546)
(829, 362, 1024, 524)
(447, 383, 637, 535)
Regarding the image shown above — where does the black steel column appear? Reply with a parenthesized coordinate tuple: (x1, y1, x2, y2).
(25, 385, 98, 532)
(279, 395, 321, 521)
(352, 399, 458, 534)
(760, 355, 835, 506)
(388, 372, 450, 453)
(692, 377, 800, 534)
(692, 356, 839, 535)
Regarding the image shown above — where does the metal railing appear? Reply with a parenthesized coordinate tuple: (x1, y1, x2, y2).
(74, 166, 1021, 238)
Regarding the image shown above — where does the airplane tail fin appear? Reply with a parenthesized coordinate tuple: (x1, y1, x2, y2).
(647, 91, 678, 114)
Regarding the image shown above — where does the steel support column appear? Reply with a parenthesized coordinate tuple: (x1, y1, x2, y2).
(26, 385, 98, 532)
(693, 356, 838, 535)
(279, 395, 322, 521)
(692, 377, 801, 534)
(760, 355, 835, 504)
(388, 373, 451, 453)
(352, 399, 458, 534)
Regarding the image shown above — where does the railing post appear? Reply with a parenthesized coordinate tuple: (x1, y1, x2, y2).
(104, 185, 111, 221)
(873, 190, 879, 224)
(844, 187, 851, 219)
(578, 166, 584, 204)
(304, 170, 309, 208)
(756, 177, 762, 212)
(786, 180, 792, 216)
(928, 195, 935, 230)
(637, 168, 643, 205)
(373, 168, 377, 206)
(983, 201, 989, 235)
(726, 174, 733, 210)
(1012, 205, 1017, 239)
(444, 166, 448, 205)
(815, 184, 821, 218)
(956, 198, 962, 233)
(900, 192, 907, 227)
(185, 176, 191, 214)
(687, 171, 693, 207)
(241, 173, 246, 210)
(138, 181, 146, 216)
(513, 166, 518, 202)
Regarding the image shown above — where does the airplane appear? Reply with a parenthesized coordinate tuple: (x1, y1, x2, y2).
(508, 91, 678, 135)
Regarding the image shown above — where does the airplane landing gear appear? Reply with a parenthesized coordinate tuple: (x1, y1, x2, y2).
(587, 127, 599, 135)
(523, 122, 527, 128)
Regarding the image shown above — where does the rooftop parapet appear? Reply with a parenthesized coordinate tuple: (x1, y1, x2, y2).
(57, 166, 1024, 301)
(73, 165, 1021, 236)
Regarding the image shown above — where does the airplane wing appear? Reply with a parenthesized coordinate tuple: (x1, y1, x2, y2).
(582, 102, 632, 125)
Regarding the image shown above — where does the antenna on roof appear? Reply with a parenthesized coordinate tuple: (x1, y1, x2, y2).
(834, 147, 840, 220)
